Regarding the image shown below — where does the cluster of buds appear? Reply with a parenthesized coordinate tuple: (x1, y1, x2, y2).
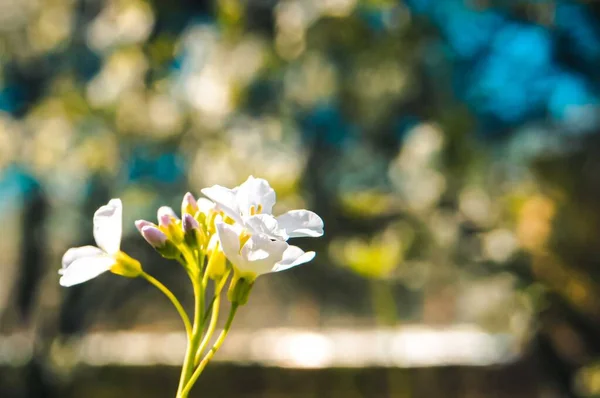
(134, 194, 226, 281)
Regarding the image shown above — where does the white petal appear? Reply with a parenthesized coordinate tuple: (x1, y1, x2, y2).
(197, 197, 216, 214)
(243, 214, 288, 240)
(235, 176, 276, 216)
(207, 216, 224, 254)
(240, 234, 288, 275)
(207, 233, 220, 254)
(93, 199, 123, 255)
(276, 210, 324, 238)
(215, 221, 244, 267)
(62, 246, 105, 270)
(202, 185, 242, 223)
(59, 254, 115, 287)
(273, 246, 316, 272)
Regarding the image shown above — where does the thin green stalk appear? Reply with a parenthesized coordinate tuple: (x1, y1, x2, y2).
(196, 249, 205, 273)
(194, 273, 229, 365)
(176, 283, 200, 397)
(194, 290, 220, 366)
(176, 249, 205, 398)
(180, 304, 239, 397)
(141, 272, 192, 339)
(201, 295, 217, 327)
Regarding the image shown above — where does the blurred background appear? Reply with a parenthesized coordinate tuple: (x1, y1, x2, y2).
(1, 0, 600, 396)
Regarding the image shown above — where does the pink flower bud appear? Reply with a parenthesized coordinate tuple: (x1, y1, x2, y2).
(182, 192, 199, 215)
(157, 206, 178, 227)
(141, 226, 168, 248)
(135, 219, 154, 233)
(182, 213, 199, 233)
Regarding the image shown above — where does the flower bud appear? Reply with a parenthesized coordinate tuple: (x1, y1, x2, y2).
(157, 206, 184, 243)
(205, 235, 227, 280)
(141, 225, 168, 248)
(142, 226, 180, 259)
(135, 219, 154, 233)
(182, 213, 199, 233)
(182, 192, 199, 216)
(182, 213, 202, 249)
(158, 206, 178, 226)
(227, 272, 254, 306)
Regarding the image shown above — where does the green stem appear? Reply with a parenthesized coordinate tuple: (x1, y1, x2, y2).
(181, 304, 239, 397)
(194, 291, 220, 366)
(196, 249, 204, 273)
(176, 249, 205, 398)
(201, 295, 217, 327)
(141, 272, 192, 339)
(176, 285, 199, 397)
(194, 274, 229, 365)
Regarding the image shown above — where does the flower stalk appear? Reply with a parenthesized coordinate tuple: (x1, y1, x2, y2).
(181, 303, 239, 397)
(175, 250, 205, 397)
(195, 271, 230, 365)
(141, 271, 192, 339)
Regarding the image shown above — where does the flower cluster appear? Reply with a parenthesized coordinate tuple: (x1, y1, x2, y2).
(59, 176, 323, 397)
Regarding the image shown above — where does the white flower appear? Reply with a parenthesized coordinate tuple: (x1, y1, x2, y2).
(59, 199, 124, 287)
(216, 221, 316, 279)
(201, 175, 324, 240)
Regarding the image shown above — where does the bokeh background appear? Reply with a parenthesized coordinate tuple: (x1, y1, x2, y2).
(2, 0, 600, 396)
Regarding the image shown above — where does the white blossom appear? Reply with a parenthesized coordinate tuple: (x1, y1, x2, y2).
(202, 175, 323, 241)
(59, 199, 123, 287)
